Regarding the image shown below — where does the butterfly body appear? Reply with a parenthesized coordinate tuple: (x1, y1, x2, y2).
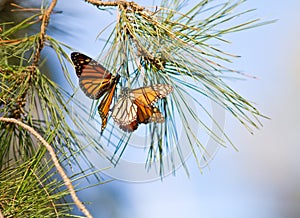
(71, 52, 120, 132)
(112, 84, 173, 132)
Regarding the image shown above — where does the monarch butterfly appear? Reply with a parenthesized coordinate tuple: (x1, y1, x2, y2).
(111, 84, 173, 132)
(71, 52, 120, 132)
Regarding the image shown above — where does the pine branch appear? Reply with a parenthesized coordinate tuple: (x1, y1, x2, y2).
(32, 0, 57, 66)
(0, 117, 92, 218)
(85, 0, 144, 11)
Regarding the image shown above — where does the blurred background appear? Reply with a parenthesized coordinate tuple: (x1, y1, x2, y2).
(3, 0, 300, 217)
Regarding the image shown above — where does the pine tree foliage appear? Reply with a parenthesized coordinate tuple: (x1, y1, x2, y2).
(0, 148, 84, 217)
(90, 0, 272, 173)
(0, 0, 272, 216)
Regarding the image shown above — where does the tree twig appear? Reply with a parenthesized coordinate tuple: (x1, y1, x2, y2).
(85, 0, 144, 11)
(32, 0, 58, 66)
(0, 117, 93, 218)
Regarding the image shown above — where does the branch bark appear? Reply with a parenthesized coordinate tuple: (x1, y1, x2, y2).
(85, 0, 144, 11)
(32, 0, 58, 67)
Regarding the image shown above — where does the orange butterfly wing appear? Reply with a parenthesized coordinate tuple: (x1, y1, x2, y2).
(135, 104, 165, 124)
(119, 120, 139, 132)
(133, 84, 172, 124)
(117, 105, 164, 132)
(71, 52, 114, 99)
(98, 75, 120, 132)
(131, 84, 173, 105)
